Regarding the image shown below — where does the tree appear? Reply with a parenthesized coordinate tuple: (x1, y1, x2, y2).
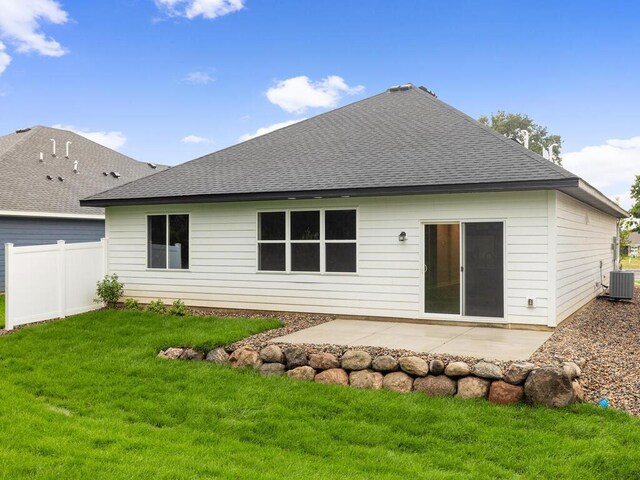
(630, 174, 640, 231)
(479, 111, 563, 165)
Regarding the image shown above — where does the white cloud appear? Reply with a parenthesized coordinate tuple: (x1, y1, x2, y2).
(239, 119, 305, 142)
(266, 75, 365, 114)
(52, 124, 127, 150)
(0, 41, 10, 74)
(155, 0, 245, 20)
(0, 0, 69, 59)
(563, 135, 640, 210)
(184, 71, 215, 84)
(181, 135, 210, 144)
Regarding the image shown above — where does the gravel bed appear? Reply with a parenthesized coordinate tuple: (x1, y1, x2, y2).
(531, 289, 640, 415)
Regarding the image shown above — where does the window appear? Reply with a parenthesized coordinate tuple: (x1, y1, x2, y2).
(257, 209, 357, 273)
(147, 214, 189, 269)
(258, 212, 286, 271)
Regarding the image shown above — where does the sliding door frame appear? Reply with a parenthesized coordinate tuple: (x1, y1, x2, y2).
(420, 219, 507, 323)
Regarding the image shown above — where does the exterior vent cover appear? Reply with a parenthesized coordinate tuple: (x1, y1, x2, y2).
(609, 271, 634, 300)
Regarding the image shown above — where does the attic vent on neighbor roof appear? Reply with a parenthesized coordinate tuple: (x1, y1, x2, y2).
(388, 83, 413, 92)
(148, 163, 157, 169)
(110, 171, 121, 178)
(46, 175, 53, 180)
(16, 128, 31, 134)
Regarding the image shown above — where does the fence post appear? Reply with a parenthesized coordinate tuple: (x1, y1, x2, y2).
(100, 237, 108, 278)
(4, 243, 13, 330)
(57, 240, 66, 319)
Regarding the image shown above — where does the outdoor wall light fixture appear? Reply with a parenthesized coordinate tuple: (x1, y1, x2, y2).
(398, 231, 407, 242)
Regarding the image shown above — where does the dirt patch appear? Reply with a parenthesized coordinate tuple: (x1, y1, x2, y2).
(531, 289, 640, 415)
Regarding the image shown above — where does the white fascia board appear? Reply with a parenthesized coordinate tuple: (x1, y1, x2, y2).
(0, 210, 105, 220)
(577, 179, 629, 218)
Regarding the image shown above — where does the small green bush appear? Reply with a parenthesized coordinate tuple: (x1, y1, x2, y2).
(124, 298, 140, 310)
(95, 274, 124, 308)
(168, 299, 188, 316)
(146, 299, 166, 314)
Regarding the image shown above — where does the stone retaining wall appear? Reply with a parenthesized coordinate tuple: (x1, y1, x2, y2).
(158, 345, 584, 408)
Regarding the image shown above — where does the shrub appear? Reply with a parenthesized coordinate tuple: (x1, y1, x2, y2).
(168, 299, 188, 316)
(146, 299, 166, 314)
(124, 298, 140, 310)
(95, 274, 124, 308)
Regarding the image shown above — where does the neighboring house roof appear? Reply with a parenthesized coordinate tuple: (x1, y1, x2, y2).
(0, 126, 167, 217)
(82, 84, 627, 218)
(629, 232, 640, 245)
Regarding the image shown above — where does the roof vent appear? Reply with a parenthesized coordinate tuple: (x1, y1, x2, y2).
(388, 83, 414, 92)
(102, 172, 108, 176)
(65, 141, 71, 159)
(46, 175, 53, 180)
(58, 176, 64, 182)
(418, 86, 437, 97)
(110, 171, 121, 178)
(39, 152, 44, 162)
(73, 160, 79, 174)
(148, 163, 157, 169)
(16, 128, 31, 134)
(50, 139, 56, 157)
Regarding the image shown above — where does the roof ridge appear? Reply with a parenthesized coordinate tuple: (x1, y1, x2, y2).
(414, 87, 577, 179)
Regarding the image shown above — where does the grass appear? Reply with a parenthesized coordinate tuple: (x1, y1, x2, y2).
(621, 256, 640, 270)
(0, 310, 639, 479)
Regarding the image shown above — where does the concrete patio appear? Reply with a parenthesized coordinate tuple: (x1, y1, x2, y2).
(271, 319, 553, 361)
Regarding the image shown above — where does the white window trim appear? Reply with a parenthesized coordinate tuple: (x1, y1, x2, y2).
(256, 207, 359, 275)
(146, 213, 191, 271)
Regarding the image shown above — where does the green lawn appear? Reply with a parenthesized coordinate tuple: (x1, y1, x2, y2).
(621, 256, 640, 270)
(0, 310, 639, 479)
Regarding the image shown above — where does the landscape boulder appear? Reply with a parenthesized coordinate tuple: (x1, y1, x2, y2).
(524, 367, 575, 407)
(229, 348, 263, 369)
(341, 350, 372, 371)
(382, 372, 413, 393)
(503, 362, 535, 385)
(158, 347, 184, 360)
(456, 376, 490, 399)
(315, 368, 349, 385)
(260, 345, 284, 363)
(429, 359, 445, 375)
(259, 363, 286, 376)
(414, 375, 457, 396)
(180, 348, 204, 361)
(309, 352, 340, 370)
(489, 381, 524, 404)
(372, 355, 398, 372)
(283, 346, 308, 369)
(398, 356, 429, 376)
(287, 366, 316, 381)
(563, 361, 581, 380)
(444, 361, 471, 377)
(349, 369, 384, 390)
(572, 380, 585, 402)
(472, 361, 503, 380)
(205, 347, 230, 364)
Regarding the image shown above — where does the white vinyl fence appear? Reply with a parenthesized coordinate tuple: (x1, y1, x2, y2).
(4, 239, 106, 330)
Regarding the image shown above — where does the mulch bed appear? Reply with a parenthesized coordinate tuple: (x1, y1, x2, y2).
(531, 289, 640, 415)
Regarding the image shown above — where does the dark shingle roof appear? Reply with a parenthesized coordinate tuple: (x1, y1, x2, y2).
(81, 85, 626, 217)
(0, 126, 167, 216)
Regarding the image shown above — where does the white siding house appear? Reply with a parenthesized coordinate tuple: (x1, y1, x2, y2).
(104, 190, 619, 327)
(85, 84, 627, 329)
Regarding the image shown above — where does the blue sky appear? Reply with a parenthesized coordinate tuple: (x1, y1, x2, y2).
(0, 0, 638, 207)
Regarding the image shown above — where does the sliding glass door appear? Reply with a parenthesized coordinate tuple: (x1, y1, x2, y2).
(424, 222, 504, 318)
(424, 224, 461, 315)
